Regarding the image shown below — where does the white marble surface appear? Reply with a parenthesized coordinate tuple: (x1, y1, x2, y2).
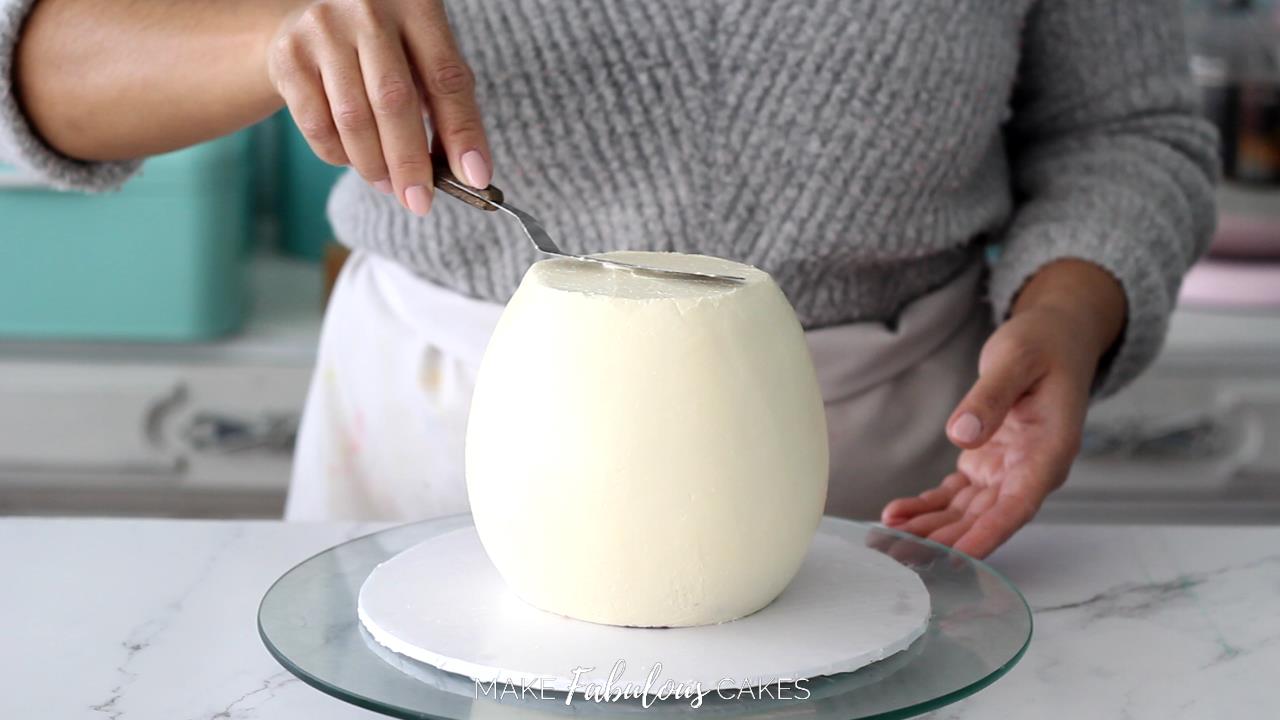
(1, 518, 1276, 719)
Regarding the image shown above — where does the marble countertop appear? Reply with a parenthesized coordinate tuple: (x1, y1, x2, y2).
(1, 518, 1276, 719)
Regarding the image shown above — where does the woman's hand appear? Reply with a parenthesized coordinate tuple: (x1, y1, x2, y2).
(268, 0, 492, 215)
(880, 259, 1127, 558)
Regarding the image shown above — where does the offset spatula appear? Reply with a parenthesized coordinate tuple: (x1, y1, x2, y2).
(430, 157, 746, 285)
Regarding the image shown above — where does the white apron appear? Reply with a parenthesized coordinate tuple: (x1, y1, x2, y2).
(285, 251, 989, 522)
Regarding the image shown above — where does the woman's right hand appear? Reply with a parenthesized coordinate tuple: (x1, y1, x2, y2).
(267, 0, 492, 216)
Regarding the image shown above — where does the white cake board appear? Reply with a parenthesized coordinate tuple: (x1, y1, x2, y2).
(358, 519, 930, 692)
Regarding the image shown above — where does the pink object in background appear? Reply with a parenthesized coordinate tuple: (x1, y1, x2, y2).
(1183, 183, 1280, 309)
(1180, 258, 1280, 308)
(1211, 213, 1280, 258)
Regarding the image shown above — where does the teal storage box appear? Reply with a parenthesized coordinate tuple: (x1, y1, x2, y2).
(276, 112, 345, 261)
(0, 132, 252, 341)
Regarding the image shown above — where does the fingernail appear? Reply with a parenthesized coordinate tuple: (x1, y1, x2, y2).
(373, 179, 393, 194)
(951, 413, 983, 444)
(460, 150, 491, 188)
(404, 185, 431, 216)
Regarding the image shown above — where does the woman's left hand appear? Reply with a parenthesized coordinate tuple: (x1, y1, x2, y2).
(880, 259, 1128, 559)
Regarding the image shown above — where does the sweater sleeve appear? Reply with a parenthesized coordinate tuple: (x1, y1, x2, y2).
(0, 0, 139, 190)
(990, 0, 1219, 398)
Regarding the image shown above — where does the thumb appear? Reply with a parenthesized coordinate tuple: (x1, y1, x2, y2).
(947, 333, 1047, 449)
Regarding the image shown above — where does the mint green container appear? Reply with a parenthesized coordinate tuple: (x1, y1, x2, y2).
(0, 133, 252, 341)
(276, 111, 346, 261)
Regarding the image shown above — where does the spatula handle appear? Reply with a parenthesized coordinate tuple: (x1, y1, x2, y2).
(432, 155, 504, 211)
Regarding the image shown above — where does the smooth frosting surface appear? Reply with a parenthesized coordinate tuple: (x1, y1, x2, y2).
(466, 251, 829, 627)
(529, 251, 764, 300)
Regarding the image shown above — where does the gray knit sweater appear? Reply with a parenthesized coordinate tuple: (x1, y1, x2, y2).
(0, 0, 1218, 397)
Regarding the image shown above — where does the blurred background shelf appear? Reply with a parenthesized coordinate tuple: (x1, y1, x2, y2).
(1047, 304, 1280, 525)
(0, 110, 343, 518)
(0, 253, 322, 518)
